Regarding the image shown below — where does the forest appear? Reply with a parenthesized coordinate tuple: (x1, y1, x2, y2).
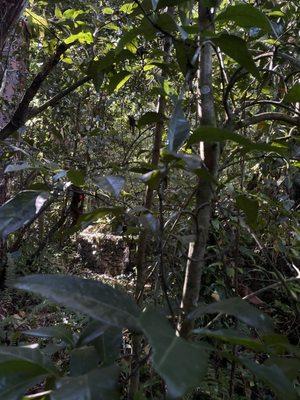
(0, 0, 299, 399)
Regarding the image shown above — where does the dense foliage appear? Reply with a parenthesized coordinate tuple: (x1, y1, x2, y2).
(0, 0, 299, 399)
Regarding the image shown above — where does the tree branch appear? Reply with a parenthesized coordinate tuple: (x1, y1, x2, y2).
(0, 42, 70, 139)
(28, 75, 91, 118)
(235, 112, 300, 129)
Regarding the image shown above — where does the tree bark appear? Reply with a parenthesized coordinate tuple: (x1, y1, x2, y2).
(178, 1, 220, 338)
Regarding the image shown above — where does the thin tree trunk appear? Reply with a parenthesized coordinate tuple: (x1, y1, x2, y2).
(0, 0, 27, 59)
(0, 8, 29, 287)
(129, 36, 171, 399)
(178, 1, 220, 338)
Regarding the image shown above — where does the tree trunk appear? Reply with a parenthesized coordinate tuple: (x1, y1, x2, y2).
(0, 4, 29, 286)
(178, 1, 220, 338)
(0, 0, 27, 59)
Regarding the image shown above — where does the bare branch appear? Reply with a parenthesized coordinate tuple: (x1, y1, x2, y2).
(235, 112, 300, 129)
(28, 75, 91, 118)
(0, 42, 70, 139)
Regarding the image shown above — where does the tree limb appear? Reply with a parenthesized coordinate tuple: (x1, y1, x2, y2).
(28, 75, 91, 118)
(0, 42, 70, 139)
(235, 112, 300, 129)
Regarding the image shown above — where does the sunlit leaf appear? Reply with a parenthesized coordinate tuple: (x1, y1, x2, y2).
(0, 191, 49, 239)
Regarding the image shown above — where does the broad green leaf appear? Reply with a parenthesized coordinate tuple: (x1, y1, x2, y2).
(13, 275, 141, 331)
(77, 321, 107, 347)
(103, 7, 114, 14)
(87, 61, 104, 92)
(236, 194, 259, 228)
(51, 366, 119, 400)
(140, 308, 209, 399)
(67, 169, 85, 186)
(264, 356, 300, 381)
(187, 126, 285, 154)
(284, 83, 300, 103)
(156, 13, 177, 33)
(63, 9, 85, 20)
(23, 325, 75, 347)
(64, 31, 93, 45)
(137, 112, 162, 128)
(193, 328, 264, 351)
(167, 101, 190, 152)
(107, 71, 132, 93)
(216, 4, 273, 34)
(0, 360, 49, 400)
(189, 298, 274, 332)
(240, 358, 298, 400)
(0, 346, 58, 374)
(187, 126, 251, 146)
(212, 34, 260, 79)
(93, 327, 122, 366)
(0, 191, 49, 239)
(93, 176, 125, 198)
(70, 346, 100, 376)
(116, 28, 140, 54)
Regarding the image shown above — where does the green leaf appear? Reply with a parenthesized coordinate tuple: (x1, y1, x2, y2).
(240, 358, 298, 400)
(212, 34, 260, 79)
(140, 308, 209, 399)
(13, 275, 141, 331)
(264, 356, 300, 381)
(70, 346, 100, 376)
(156, 13, 177, 33)
(187, 126, 251, 146)
(116, 28, 140, 54)
(93, 176, 125, 198)
(187, 126, 286, 155)
(51, 366, 119, 400)
(64, 31, 93, 45)
(236, 194, 259, 228)
(0, 191, 49, 239)
(87, 61, 104, 92)
(0, 360, 49, 400)
(107, 71, 132, 93)
(284, 83, 300, 103)
(137, 112, 162, 128)
(189, 298, 274, 332)
(67, 169, 85, 186)
(93, 327, 122, 366)
(23, 325, 75, 347)
(141, 170, 161, 190)
(216, 4, 273, 34)
(193, 328, 264, 351)
(78, 207, 123, 224)
(167, 101, 190, 152)
(0, 346, 58, 374)
(77, 321, 108, 347)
